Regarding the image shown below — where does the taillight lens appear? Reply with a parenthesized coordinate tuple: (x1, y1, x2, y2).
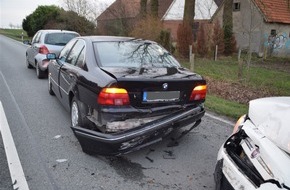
(98, 88, 130, 106)
(190, 85, 207, 101)
(39, 45, 49, 54)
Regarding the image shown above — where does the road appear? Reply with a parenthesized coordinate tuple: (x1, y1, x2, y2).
(0, 35, 234, 190)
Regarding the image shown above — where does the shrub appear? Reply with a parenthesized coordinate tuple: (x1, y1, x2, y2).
(130, 16, 163, 42)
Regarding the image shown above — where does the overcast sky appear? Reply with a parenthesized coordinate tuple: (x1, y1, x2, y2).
(0, 0, 114, 28)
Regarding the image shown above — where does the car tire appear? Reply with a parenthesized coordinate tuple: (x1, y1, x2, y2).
(36, 62, 46, 79)
(71, 97, 83, 128)
(48, 75, 55, 96)
(26, 55, 33, 69)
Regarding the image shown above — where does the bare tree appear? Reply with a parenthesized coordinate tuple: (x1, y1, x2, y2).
(62, 0, 110, 22)
(140, 0, 148, 18)
(176, 0, 195, 58)
(63, 0, 90, 17)
(9, 23, 14, 29)
(97, 1, 133, 36)
(183, 0, 196, 29)
(151, 0, 158, 18)
(223, 0, 235, 56)
(236, 0, 264, 78)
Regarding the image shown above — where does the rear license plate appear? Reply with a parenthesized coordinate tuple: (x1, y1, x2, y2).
(143, 91, 180, 102)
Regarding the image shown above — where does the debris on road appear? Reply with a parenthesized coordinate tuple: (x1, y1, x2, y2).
(163, 150, 176, 159)
(56, 159, 68, 163)
(145, 156, 154, 163)
(53, 135, 61, 139)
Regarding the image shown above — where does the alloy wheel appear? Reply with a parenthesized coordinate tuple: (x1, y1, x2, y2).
(71, 101, 79, 127)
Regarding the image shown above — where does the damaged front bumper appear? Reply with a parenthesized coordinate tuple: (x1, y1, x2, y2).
(214, 128, 290, 190)
(214, 149, 290, 190)
(71, 106, 205, 156)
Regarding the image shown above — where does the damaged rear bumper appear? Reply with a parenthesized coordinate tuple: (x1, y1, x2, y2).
(71, 106, 205, 156)
(35, 54, 49, 71)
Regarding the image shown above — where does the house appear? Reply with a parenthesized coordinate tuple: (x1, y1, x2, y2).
(162, 0, 219, 41)
(97, 0, 174, 36)
(213, 0, 290, 57)
(97, 0, 220, 40)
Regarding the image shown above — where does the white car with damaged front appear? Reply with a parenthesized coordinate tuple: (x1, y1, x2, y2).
(214, 97, 290, 190)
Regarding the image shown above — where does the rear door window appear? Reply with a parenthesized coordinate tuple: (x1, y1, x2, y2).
(66, 40, 85, 66)
(59, 39, 78, 62)
(32, 31, 41, 44)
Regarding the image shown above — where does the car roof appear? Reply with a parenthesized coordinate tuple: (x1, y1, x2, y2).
(78, 36, 154, 43)
(38, 29, 79, 34)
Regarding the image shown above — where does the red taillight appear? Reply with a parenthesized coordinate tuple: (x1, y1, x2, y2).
(98, 88, 130, 106)
(190, 85, 207, 101)
(39, 45, 49, 54)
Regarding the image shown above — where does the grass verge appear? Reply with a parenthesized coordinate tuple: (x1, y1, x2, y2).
(182, 56, 290, 119)
(205, 95, 248, 119)
(0, 28, 30, 41)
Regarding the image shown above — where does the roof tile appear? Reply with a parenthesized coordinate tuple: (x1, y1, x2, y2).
(97, 0, 174, 21)
(254, 0, 290, 24)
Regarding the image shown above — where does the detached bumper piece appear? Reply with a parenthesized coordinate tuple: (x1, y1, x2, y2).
(72, 106, 204, 156)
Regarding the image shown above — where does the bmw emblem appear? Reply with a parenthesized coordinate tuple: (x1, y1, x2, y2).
(162, 83, 168, 90)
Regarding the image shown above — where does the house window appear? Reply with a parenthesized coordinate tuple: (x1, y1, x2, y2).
(271, 29, 277, 36)
(233, 2, 241, 11)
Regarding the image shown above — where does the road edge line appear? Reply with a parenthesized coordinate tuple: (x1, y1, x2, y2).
(0, 101, 30, 190)
(205, 112, 235, 126)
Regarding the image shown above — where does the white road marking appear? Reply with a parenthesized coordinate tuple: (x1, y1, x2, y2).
(205, 112, 235, 126)
(0, 101, 30, 190)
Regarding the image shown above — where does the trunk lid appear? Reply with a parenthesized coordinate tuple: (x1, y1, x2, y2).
(100, 67, 206, 108)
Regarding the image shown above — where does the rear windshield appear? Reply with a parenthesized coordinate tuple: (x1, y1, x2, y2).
(93, 41, 180, 68)
(45, 33, 79, 46)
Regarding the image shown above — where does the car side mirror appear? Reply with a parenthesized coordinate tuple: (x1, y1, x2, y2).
(47, 53, 57, 60)
(23, 40, 31, 45)
(47, 53, 64, 66)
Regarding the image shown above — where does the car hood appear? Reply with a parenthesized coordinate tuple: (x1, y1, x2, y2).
(248, 97, 290, 154)
(241, 120, 290, 189)
(100, 67, 202, 80)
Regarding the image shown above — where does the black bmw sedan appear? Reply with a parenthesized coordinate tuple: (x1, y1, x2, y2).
(47, 36, 207, 156)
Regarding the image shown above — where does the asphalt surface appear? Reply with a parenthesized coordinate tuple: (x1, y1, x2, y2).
(0, 34, 234, 190)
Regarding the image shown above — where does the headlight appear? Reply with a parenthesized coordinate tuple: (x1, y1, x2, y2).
(233, 114, 246, 134)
